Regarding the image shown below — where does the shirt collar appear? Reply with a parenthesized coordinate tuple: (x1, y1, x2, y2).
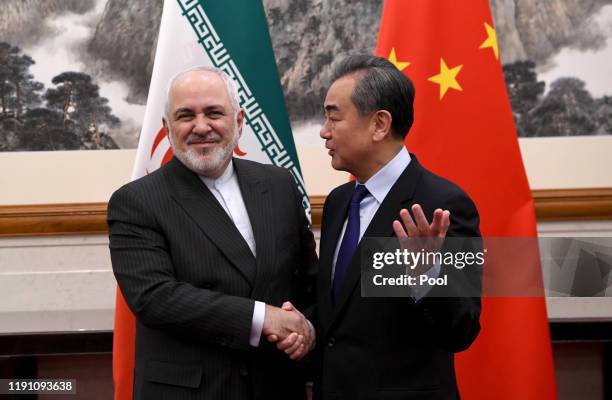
(199, 159, 235, 188)
(358, 147, 411, 203)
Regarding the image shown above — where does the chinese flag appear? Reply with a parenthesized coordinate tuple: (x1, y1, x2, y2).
(375, 1, 557, 398)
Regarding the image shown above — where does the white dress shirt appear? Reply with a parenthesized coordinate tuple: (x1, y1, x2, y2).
(200, 161, 265, 347)
(331, 147, 440, 300)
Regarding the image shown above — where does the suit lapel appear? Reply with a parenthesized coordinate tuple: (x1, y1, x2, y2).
(329, 157, 424, 324)
(166, 157, 257, 286)
(318, 182, 353, 328)
(233, 159, 275, 300)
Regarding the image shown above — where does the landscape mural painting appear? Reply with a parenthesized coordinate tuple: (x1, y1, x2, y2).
(0, 0, 158, 151)
(493, 0, 612, 137)
(1, 0, 610, 153)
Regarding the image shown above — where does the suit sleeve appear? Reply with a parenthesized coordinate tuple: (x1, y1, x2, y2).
(286, 169, 318, 320)
(415, 191, 482, 353)
(108, 185, 255, 350)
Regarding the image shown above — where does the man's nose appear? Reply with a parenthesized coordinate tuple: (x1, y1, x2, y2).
(320, 121, 331, 139)
(192, 114, 211, 134)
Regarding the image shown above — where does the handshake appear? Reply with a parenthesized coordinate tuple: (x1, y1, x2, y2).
(262, 301, 315, 361)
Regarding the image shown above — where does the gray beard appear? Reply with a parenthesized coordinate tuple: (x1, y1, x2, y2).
(169, 130, 239, 177)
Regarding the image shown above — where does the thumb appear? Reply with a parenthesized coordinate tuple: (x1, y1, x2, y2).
(281, 301, 294, 311)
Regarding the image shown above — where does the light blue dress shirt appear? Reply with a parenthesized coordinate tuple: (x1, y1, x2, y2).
(331, 147, 440, 299)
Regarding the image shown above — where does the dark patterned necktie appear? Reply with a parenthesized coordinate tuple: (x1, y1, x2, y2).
(332, 184, 369, 303)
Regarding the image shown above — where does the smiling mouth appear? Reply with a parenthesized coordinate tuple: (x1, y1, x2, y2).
(186, 133, 221, 147)
(188, 140, 219, 147)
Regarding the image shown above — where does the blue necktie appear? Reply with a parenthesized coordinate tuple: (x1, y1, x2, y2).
(333, 184, 369, 302)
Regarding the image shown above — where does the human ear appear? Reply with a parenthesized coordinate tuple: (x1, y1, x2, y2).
(371, 110, 392, 142)
(236, 108, 245, 134)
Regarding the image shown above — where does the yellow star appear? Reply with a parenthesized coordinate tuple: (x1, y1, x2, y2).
(479, 22, 499, 60)
(427, 58, 463, 99)
(388, 48, 410, 71)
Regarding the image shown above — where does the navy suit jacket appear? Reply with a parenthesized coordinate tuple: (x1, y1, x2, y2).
(314, 155, 481, 400)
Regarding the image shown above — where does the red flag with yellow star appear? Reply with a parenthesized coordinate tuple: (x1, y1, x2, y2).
(376, 0, 557, 398)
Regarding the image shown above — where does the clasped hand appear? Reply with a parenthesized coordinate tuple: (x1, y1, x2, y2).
(263, 302, 314, 361)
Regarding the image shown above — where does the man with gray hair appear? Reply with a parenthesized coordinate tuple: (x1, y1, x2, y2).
(108, 66, 317, 400)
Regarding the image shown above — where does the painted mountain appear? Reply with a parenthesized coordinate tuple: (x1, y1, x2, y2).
(0, 0, 610, 152)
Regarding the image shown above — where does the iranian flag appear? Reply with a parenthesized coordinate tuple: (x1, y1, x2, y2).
(113, 1, 308, 399)
(376, 0, 557, 398)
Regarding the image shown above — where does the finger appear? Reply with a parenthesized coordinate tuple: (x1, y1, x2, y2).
(275, 332, 297, 349)
(284, 333, 302, 352)
(411, 204, 430, 235)
(284, 334, 304, 354)
(267, 334, 279, 343)
(291, 348, 307, 361)
(393, 220, 408, 239)
(281, 301, 294, 311)
(289, 344, 306, 360)
(430, 208, 444, 236)
(439, 210, 451, 237)
(288, 347, 303, 361)
(276, 332, 298, 350)
(399, 208, 418, 237)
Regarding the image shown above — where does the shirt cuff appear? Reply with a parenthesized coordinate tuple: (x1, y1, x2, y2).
(249, 300, 266, 347)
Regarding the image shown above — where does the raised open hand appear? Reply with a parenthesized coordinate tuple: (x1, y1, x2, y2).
(392, 204, 450, 273)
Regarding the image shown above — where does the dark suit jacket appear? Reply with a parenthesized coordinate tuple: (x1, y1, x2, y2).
(314, 155, 481, 400)
(108, 157, 317, 400)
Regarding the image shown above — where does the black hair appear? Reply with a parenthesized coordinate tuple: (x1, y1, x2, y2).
(330, 55, 415, 139)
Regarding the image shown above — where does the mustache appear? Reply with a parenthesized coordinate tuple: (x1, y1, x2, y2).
(185, 132, 222, 144)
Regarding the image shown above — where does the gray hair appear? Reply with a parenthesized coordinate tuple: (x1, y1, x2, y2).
(163, 65, 241, 120)
(330, 55, 415, 140)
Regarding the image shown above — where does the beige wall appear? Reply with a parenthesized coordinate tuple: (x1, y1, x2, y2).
(520, 136, 612, 189)
(1, 150, 134, 205)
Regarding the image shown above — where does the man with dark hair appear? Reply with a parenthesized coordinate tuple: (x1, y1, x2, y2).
(108, 66, 316, 400)
(312, 54, 480, 399)
(328, 55, 415, 141)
